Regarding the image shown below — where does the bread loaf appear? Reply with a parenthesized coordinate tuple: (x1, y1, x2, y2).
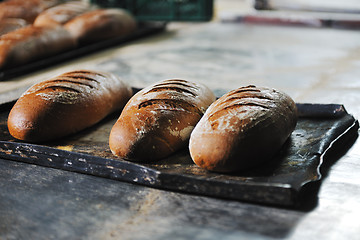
(8, 70, 133, 142)
(109, 79, 216, 162)
(64, 8, 137, 45)
(0, 25, 76, 69)
(34, 1, 96, 28)
(0, 0, 61, 23)
(0, 18, 28, 36)
(189, 85, 298, 173)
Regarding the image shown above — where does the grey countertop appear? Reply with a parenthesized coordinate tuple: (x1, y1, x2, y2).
(1, 6, 360, 239)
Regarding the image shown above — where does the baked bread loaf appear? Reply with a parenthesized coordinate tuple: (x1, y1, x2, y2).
(0, 0, 62, 23)
(189, 85, 298, 173)
(64, 8, 137, 45)
(34, 1, 96, 28)
(109, 79, 216, 162)
(8, 70, 133, 142)
(0, 18, 28, 36)
(0, 25, 76, 69)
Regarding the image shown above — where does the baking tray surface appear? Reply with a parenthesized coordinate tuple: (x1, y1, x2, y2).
(0, 101, 358, 207)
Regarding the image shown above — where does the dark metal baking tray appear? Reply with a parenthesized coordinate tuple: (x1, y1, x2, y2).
(0, 22, 166, 81)
(0, 99, 358, 208)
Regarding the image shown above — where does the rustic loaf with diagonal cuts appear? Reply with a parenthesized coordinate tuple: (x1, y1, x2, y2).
(34, 1, 96, 28)
(0, 25, 76, 69)
(0, 0, 61, 23)
(8, 70, 133, 142)
(64, 8, 137, 45)
(189, 85, 298, 173)
(109, 79, 216, 162)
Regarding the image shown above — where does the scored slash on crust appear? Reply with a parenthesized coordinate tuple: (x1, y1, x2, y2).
(138, 98, 203, 116)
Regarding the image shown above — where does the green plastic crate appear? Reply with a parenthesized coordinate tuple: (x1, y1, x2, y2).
(90, 0, 214, 21)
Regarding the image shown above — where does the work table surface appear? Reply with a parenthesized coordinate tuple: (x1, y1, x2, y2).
(1, 15, 360, 240)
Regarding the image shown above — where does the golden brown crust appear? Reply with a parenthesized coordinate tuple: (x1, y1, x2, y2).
(0, 18, 28, 35)
(0, 0, 62, 23)
(34, 1, 96, 28)
(109, 79, 216, 162)
(8, 70, 133, 142)
(189, 85, 298, 173)
(0, 25, 76, 69)
(64, 8, 137, 45)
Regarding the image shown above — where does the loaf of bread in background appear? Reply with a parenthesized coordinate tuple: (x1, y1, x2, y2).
(0, 0, 62, 23)
(64, 8, 137, 45)
(109, 79, 216, 162)
(0, 18, 28, 36)
(0, 25, 76, 69)
(189, 85, 298, 173)
(8, 70, 133, 142)
(34, 1, 97, 28)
